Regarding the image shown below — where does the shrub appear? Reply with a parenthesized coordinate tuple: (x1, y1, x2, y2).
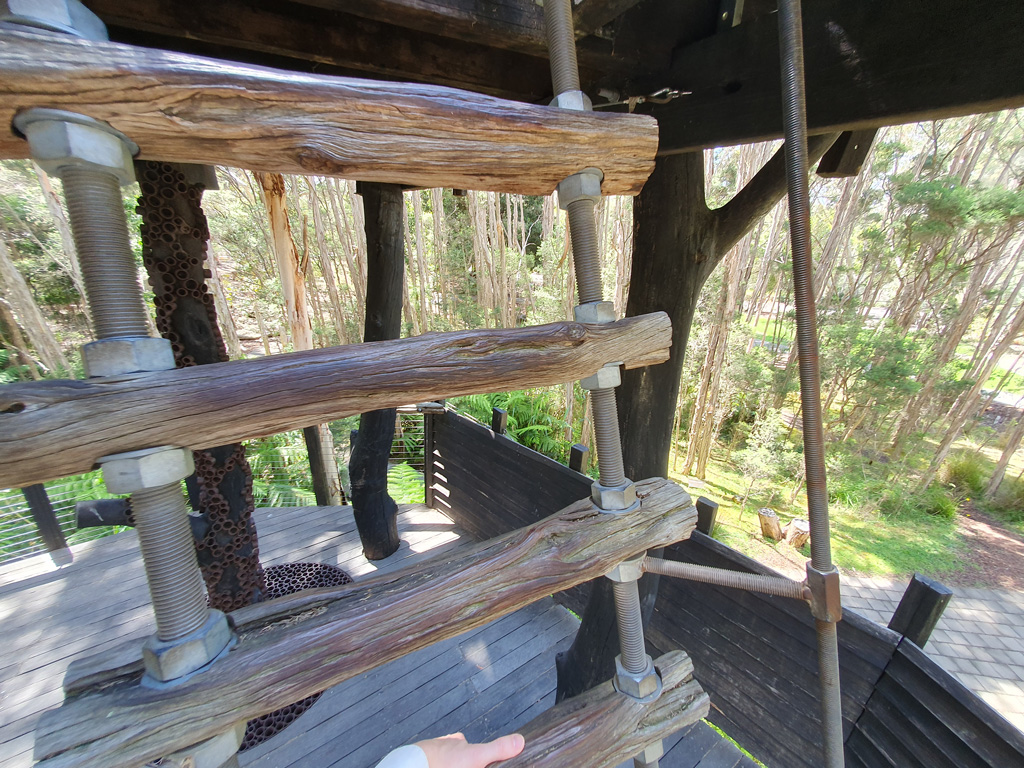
(940, 450, 986, 495)
(878, 484, 957, 520)
(989, 477, 1024, 525)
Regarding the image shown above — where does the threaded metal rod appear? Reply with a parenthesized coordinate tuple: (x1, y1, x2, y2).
(543, 0, 581, 97)
(132, 485, 209, 641)
(643, 556, 812, 601)
(591, 388, 627, 488)
(61, 166, 150, 340)
(566, 199, 603, 304)
(815, 619, 845, 766)
(612, 580, 647, 674)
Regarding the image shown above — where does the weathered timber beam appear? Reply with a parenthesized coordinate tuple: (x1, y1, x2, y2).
(83, 0, 558, 102)
(502, 650, 708, 767)
(647, 0, 1024, 153)
(36, 477, 696, 768)
(0, 314, 670, 488)
(0, 29, 657, 196)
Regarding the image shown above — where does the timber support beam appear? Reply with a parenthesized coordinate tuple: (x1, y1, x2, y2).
(0, 313, 671, 488)
(0, 28, 657, 195)
(38, 477, 697, 768)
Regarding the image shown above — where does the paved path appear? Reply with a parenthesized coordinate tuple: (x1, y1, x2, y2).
(844, 574, 1024, 733)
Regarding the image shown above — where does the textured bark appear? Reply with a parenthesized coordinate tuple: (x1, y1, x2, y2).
(0, 313, 671, 488)
(255, 171, 343, 505)
(350, 182, 406, 560)
(37, 477, 696, 768)
(135, 160, 266, 612)
(0, 29, 657, 196)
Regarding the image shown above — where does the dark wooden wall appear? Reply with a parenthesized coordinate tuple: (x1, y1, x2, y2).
(427, 408, 1024, 767)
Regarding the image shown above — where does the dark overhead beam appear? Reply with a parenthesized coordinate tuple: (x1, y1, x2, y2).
(84, 0, 554, 101)
(648, 0, 1024, 153)
(573, 0, 647, 37)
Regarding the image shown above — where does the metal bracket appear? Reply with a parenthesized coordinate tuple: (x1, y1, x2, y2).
(806, 563, 843, 623)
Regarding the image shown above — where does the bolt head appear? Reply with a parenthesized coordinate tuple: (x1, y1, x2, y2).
(2, 0, 106, 39)
(591, 480, 639, 512)
(580, 363, 621, 391)
(82, 337, 175, 377)
(159, 719, 245, 768)
(557, 168, 603, 209)
(14, 111, 136, 184)
(142, 610, 233, 684)
(606, 553, 645, 583)
(614, 655, 662, 701)
(101, 446, 195, 494)
(634, 740, 665, 766)
(549, 90, 593, 112)
(573, 301, 616, 325)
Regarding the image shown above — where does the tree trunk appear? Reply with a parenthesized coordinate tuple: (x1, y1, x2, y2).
(557, 135, 839, 702)
(349, 182, 406, 560)
(986, 411, 1024, 498)
(758, 507, 784, 541)
(255, 171, 342, 505)
(0, 234, 69, 374)
(136, 160, 267, 612)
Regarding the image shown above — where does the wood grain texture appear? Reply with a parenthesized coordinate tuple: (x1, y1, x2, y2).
(501, 650, 709, 767)
(0, 28, 657, 196)
(0, 313, 670, 488)
(35, 477, 696, 768)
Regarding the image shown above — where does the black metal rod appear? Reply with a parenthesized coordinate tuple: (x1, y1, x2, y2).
(777, 0, 844, 764)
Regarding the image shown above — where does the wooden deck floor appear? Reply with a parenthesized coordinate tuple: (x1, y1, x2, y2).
(0, 504, 751, 768)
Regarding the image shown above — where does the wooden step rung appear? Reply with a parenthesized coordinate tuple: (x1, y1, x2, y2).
(36, 477, 697, 768)
(0, 28, 658, 197)
(0, 313, 670, 489)
(503, 650, 709, 768)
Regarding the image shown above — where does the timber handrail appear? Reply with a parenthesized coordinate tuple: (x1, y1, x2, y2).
(0, 313, 670, 488)
(0, 28, 657, 196)
(502, 650, 709, 767)
(36, 477, 696, 768)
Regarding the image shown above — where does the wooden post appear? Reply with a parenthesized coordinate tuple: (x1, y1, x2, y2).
(758, 507, 783, 541)
(569, 443, 590, 474)
(302, 425, 333, 507)
(888, 573, 954, 648)
(696, 496, 719, 536)
(255, 170, 343, 507)
(423, 410, 436, 509)
(21, 484, 71, 565)
(491, 407, 508, 435)
(349, 181, 406, 560)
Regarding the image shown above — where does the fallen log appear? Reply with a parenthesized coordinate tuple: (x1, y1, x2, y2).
(37, 477, 696, 768)
(0, 313, 670, 488)
(0, 28, 657, 196)
(502, 650, 709, 768)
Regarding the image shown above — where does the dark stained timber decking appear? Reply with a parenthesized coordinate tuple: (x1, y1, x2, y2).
(33, 477, 696, 768)
(0, 313, 670, 488)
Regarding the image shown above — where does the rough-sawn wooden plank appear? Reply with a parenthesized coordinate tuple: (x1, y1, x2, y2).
(35, 477, 695, 768)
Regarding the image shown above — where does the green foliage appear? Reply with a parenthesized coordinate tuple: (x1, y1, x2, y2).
(987, 478, 1024, 526)
(879, 484, 958, 520)
(387, 463, 425, 505)
(246, 431, 317, 507)
(453, 388, 571, 462)
(0, 349, 31, 383)
(940, 450, 987, 495)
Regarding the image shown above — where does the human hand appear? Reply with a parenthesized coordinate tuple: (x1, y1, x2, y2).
(415, 732, 525, 767)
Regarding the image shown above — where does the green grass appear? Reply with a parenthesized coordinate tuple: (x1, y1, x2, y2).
(983, 364, 1024, 396)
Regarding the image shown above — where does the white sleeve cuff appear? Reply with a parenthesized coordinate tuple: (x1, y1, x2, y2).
(375, 744, 429, 768)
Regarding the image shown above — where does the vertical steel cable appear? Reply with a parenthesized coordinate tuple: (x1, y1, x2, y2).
(778, 1, 844, 765)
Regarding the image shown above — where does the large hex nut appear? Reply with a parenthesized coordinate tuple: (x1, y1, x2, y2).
(142, 609, 234, 685)
(1, 0, 107, 39)
(82, 336, 175, 377)
(591, 480, 639, 513)
(580, 363, 621, 391)
(160, 720, 245, 768)
(13, 110, 137, 185)
(573, 301, 616, 325)
(101, 446, 195, 494)
(606, 553, 645, 583)
(614, 654, 663, 702)
(557, 168, 603, 209)
(634, 739, 665, 767)
(549, 90, 593, 112)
